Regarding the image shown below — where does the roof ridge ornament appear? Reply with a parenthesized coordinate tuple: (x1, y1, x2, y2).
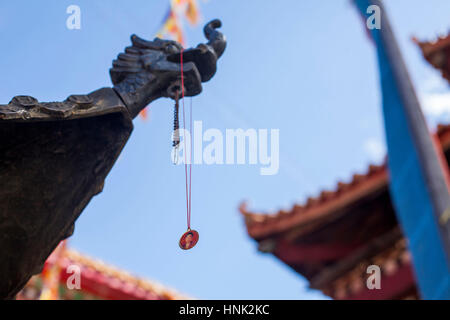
(0, 19, 226, 299)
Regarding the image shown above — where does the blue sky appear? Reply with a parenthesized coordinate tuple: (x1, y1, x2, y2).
(1, 1, 449, 299)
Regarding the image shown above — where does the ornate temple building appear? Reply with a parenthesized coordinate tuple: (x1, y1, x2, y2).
(415, 33, 450, 83)
(241, 124, 450, 300)
(16, 248, 189, 300)
(241, 33, 450, 300)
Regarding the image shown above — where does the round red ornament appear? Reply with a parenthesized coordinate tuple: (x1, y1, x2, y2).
(179, 229, 199, 250)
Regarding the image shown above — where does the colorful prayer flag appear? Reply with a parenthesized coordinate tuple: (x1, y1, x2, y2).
(39, 240, 67, 300)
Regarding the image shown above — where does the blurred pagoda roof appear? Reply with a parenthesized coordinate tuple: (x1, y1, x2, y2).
(242, 124, 450, 239)
(17, 248, 191, 300)
(414, 33, 450, 83)
(241, 124, 450, 299)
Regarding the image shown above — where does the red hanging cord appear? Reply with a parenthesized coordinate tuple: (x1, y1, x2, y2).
(180, 49, 192, 230)
(189, 97, 192, 228)
(178, 50, 199, 250)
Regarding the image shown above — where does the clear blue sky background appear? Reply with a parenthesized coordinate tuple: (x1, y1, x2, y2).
(1, 1, 449, 299)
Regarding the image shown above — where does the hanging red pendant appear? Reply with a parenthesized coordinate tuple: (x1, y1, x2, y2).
(177, 48, 197, 251)
(179, 229, 199, 250)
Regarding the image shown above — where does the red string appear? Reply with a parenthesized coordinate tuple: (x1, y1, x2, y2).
(180, 49, 192, 230)
(189, 98, 192, 227)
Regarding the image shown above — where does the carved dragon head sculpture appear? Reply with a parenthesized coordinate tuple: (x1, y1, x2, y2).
(110, 19, 226, 118)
